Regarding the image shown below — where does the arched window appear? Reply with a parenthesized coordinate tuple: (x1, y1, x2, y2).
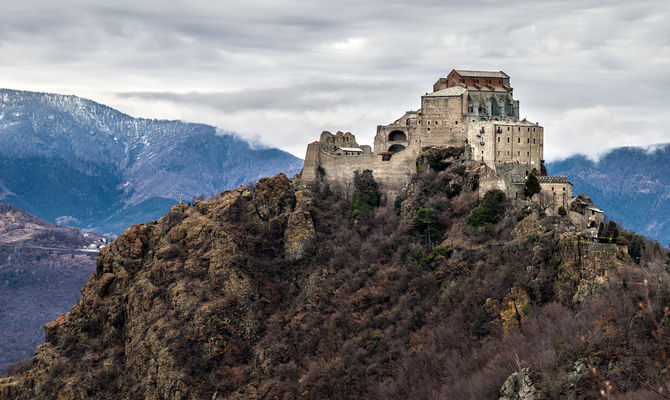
(388, 130, 407, 142)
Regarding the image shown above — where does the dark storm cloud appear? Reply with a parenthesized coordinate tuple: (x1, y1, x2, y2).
(1, 0, 668, 158)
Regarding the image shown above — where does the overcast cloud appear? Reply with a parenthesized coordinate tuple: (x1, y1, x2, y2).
(1, 0, 668, 159)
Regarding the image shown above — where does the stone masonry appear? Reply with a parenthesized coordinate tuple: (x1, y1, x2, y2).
(299, 69, 580, 214)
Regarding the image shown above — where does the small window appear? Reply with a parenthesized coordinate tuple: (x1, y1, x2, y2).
(552, 187, 555, 191)
(527, 152, 529, 156)
(517, 151, 520, 156)
(497, 137, 501, 142)
(444, 120, 447, 125)
(507, 127, 510, 131)
(533, 128, 536, 132)
(455, 121, 458, 125)
(428, 121, 431, 125)
(507, 137, 510, 143)
(528, 127, 530, 132)
(563, 187, 566, 191)
(428, 128, 431, 132)
(518, 138, 521, 143)
(507, 151, 510, 156)
(533, 138, 536, 144)
(527, 138, 530, 144)
(518, 127, 521, 131)
(449, 128, 452, 132)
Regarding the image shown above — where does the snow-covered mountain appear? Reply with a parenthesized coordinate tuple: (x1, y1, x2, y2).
(0, 89, 303, 234)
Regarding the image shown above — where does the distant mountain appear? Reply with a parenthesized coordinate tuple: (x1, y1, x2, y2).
(0, 204, 104, 371)
(547, 143, 670, 246)
(0, 89, 303, 235)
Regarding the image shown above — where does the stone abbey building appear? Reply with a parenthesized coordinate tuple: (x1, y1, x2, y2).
(300, 69, 575, 213)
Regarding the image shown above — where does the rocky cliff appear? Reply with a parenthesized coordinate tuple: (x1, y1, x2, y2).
(2, 150, 669, 399)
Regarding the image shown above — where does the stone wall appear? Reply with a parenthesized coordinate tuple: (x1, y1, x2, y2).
(315, 149, 416, 201)
(416, 93, 468, 147)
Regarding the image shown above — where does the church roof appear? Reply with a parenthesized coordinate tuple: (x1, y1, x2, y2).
(454, 70, 509, 78)
(424, 86, 467, 97)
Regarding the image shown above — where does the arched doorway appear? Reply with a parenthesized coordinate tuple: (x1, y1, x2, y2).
(388, 130, 407, 142)
(388, 144, 406, 153)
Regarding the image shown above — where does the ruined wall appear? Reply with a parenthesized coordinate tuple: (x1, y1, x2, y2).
(316, 150, 416, 200)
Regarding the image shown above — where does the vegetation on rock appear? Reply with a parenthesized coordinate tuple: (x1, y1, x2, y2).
(2, 152, 669, 400)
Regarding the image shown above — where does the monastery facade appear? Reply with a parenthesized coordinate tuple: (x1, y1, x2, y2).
(300, 69, 575, 213)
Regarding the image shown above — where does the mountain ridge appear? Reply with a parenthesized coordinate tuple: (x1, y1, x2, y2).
(0, 88, 303, 235)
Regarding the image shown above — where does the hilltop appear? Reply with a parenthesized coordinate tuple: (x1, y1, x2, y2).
(0, 89, 303, 235)
(1, 148, 668, 399)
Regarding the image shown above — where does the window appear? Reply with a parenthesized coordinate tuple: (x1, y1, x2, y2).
(507, 137, 510, 143)
(428, 121, 431, 125)
(507, 127, 510, 131)
(526, 152, 529, 156)
(444, 120, 447, 125)
(528, 127, 530, 132)
(518, 127, 521, 131)
(527, 138, 530, 144)
(533, 128, 536, 132)
(428, 128, 431, 132)
(498, 151, 501, 155)
(497, 137, 501, 142)
(449, 128, 452, 132)
(507, 151, 510, 156)
(533, 138, 536, 144)
(517, 151, 520, 156)
(455, 121, 458, 125)
(517, 138, 521, 143)
(435, 121, 439, 125)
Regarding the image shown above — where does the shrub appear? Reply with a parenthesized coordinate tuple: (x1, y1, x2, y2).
(523, 172, 541, 198)
(472, 308, 490, 338)
(628, 235, 645, 264)
(351, 170, 380, 218)
(466, 190, 506, 227)
(412, 207, 440, 244)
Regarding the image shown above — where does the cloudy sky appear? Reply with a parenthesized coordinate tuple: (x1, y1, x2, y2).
(1, 0, 668, 160)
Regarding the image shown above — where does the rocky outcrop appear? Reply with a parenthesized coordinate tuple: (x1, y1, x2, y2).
(0, 174, 308, 400)
(555, 232, 628, 303)
(499, 368, 537, 400)
(500, 287, 530, 333)
(283, 190, 316, 261)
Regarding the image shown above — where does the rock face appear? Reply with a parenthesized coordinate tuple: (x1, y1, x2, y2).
(555, 232, 628, 303)
(499, 368, 537, 400)
(283, 190, 316, 261)
(500, 287, 530, 333)
(0, 174, 311, 400)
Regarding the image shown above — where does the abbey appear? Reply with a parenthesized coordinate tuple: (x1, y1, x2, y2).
(300, 69, 574, 214)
